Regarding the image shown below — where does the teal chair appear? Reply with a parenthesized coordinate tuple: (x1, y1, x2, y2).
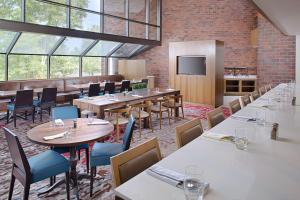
(90, 115, 135, 197)
(3, 128, 70, 200)
(51, 106, 90, 173)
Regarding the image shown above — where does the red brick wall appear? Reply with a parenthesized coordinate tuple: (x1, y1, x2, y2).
(257, 14, 296, 87)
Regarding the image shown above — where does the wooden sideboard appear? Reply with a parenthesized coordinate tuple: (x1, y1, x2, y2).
(224, 76, 257, 96)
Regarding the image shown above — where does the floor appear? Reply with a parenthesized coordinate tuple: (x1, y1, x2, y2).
(0, 103, 229, 200)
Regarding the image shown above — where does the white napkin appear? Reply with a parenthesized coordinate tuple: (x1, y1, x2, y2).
(43, 132, 67, 141)
(231, 115, 256, 122)
(54, 119, 64, 126)
(132, 94, 143, 97)
(202, 132, 234, 142)
(108, 99, 120, 102)
(88, 121, 109, 125)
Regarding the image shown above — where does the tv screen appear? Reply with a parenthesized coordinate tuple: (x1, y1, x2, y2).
(177, 56, 206, 75)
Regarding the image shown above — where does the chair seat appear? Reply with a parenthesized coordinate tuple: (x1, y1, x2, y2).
(33, 99, 41, 107)
(28, 150, 69, 183)
(7, 103, 14, 111)
(162, 102, 181, 108)
(132, 110, 149, 119)
(53, 143, 89, 154)
(151, 105, 168, 113)
(90, 143, 123, 167)
(110, 117, 129, 125)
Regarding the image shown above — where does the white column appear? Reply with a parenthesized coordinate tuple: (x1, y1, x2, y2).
(295, 36, 300, 104)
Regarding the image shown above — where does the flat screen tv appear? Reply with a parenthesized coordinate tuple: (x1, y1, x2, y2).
(176, 56, 206, 75)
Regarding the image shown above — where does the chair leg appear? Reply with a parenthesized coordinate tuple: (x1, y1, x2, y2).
(159, 112, 162, 129)
(24, 111, 27, 120)
(85, 148, 90, 174)
(181, 106, 185, 119)
(139, 117, 142, 138)
(116, 125, 120, 141)
(6, 110, 9, 124)
(8, 173, 15, 200)
(65, 172, 70, 200)
(32, 108, 35, 123)
(167, 109, 171, 125)
(90, 167, 96, 197)
(13, 112, 16, 128)
(40, 108, 43, 121)
(50, 176, 53, 186)
(78, 150, 81, 160)
(23, 182, 30, 200)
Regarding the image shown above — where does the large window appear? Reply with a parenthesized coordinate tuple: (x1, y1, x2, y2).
(82, 57, 104, 77)
(0, 0, 22, 21)
(50, 56, 79, 78)
(8, 55, 47, 80)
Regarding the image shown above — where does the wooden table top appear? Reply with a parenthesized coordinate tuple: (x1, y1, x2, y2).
(27, 118, 114, 147)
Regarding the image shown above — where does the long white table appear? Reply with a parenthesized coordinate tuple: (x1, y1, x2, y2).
(115, 84, 300, 200)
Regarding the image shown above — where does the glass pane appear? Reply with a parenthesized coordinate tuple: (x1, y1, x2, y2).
(51, 0, 68, 4)
(8, 55, 47, 80)
(12, 33, 61, 54)
(71, 9, 100, 32)
(0, 54, 5, 81)
(150, 0, 157, 25)
(149, 25, 158, 40)
(133, 45, 150, 56)
(82, 57, 104, 76)
(86, 40, 120, 56)
(0, 0, 22, 21)
(104, 0, 125, 18)
(54, 37, 94, 55)
(26, 0, 67, 28)
(129, 0, 146, 22)
(0, 30, 17, 53)
(104, 16, 126, 36)
(129, 22, 145, 39)
(112, 43, 142, 57)
(71, 0, 100, 12)
(50, 56, 79, 78)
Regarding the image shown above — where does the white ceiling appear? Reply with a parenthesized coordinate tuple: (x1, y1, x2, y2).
(253, 0, 300, 35)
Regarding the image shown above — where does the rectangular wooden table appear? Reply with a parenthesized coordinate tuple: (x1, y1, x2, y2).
(115, 83, 300, 200)
(73, 88, 180, 119)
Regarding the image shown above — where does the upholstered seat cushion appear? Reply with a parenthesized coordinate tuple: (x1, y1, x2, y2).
(90, 143, 123, 167)
(7, 103, 14, 111)
(53, 143, 89, 154)
(28, 150, 69, 183)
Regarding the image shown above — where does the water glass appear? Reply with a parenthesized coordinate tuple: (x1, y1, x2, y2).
(88, 113, 96, 123)
(235, 128, 248, 150)
(256, 109, 266, 126)
(184, 166, 205, 200)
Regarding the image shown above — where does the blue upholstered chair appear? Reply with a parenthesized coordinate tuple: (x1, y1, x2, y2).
(3, 128, 70, 200)
(89, 115, 135, 197)
(51, 106, 90, 173)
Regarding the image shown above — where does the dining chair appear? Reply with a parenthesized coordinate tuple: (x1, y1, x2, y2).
(162, 95, 184, 119)
(119, 80, 131, 92)
(88, 83, 101, 97)
(151, 97, 171, 129)
(110, 137, 162, 188)
(259, 86, 266, 96)
(103, 82, 115, 94)
(3, 128, 70, 200)
(250, 91, 260, 102)
(7, 90, 35, 128)
(141, 79, 149, 85)
(131, 101, 153, 137)
(33, 88, 57, 121)
(51, 106, 90, 174)
(240, 94, 251, 107)
(228, 99, 241, 114)
(207, 107, 225, 129)
(90, 115, 135, 197)
(175, 118, 203, 148)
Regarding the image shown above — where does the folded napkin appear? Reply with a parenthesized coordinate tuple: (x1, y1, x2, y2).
(132, 94, 143, 97)
(231, 115, 256, 122)
(166, 88, 175, 91)
(203, 132, 235, 142)
(43, 132, 67, 141)
(108, 98, 120, 102)
(147, 165, 209, 194)
(54, 119, 64, 126)
(88, 121, 109, 125)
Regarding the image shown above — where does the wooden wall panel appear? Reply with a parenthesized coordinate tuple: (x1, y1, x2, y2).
(118, 60, 146, 80)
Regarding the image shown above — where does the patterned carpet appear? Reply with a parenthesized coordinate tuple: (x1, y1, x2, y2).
(0, 103, 229, 200)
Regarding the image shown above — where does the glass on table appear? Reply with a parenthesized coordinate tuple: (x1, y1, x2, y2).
(235, 127, 248, 150)
(255, 109, 266, 126)
(88, 113, 97, 123)
(184, 165, 205, 200)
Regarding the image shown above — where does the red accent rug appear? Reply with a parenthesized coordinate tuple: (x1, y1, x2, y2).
(0, 103, 229, 200)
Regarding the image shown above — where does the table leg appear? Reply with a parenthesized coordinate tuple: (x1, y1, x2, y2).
(175, 93, 180, 117)
(69, 147, 80, 200)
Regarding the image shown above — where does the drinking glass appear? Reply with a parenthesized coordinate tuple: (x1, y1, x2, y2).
(256, 109, 266, 126)
(235, 127, 248, 150)
(88, 113, 96, 124)
(184, 166, 205, 200)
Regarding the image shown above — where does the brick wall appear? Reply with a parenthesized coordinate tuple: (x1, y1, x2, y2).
(257, 14, 296, 87)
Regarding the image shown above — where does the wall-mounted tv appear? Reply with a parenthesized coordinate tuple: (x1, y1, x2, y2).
(176, 56, 206, 75)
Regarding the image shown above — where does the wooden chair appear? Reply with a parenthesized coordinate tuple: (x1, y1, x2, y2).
(3, 128, 70, 200)
(250, 91, 260, 102)
(33, 87, 57, 121)
(265, 84, 272, 91)
(240, 94, 251, 107)
(175, 118, 203, 148)
(207, 107, 225, 129)
(111, 137, 162, 188)
(162, 95, 184, 119)
(259, 86, 266, 96)
(131, 101, 153, 137)
(228, 99, 241, 114)
(151, 98, 171, 129)
(107, 106, 132, 141)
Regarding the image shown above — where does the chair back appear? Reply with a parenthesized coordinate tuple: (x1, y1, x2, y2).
(207, 107, 225, 129)
(3, 128, 30, 176)
(120, 80, 131, 92)
(52, 106, 79, 120)
(259, 87, 266, 96)
(122, 115, 136, 151)
(88, 84, 100, 97)
(104, 82, 115, 94)
(240, 94, 251, 107)
(15, 90, 33, 108)
(175, 118, 203, 148)
(111, 137, 162, 187)
(41, 88, 57, 104)
(250, 91, 260, 102)
(229, 99, 241, 114)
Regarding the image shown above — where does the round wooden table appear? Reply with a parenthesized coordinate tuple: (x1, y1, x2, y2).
(27, 118, 114, 199)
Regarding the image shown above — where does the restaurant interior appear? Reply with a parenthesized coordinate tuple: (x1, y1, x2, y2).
(0, 0, 300, 199)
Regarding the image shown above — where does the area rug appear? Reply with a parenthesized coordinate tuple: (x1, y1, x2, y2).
(0, 103, 229, 200)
